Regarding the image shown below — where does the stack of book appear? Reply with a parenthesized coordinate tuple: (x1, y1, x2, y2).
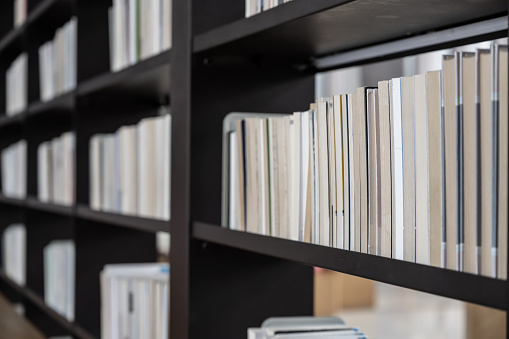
(37, 132, 75, 206)
(1, 140, 26, 199)
(248, 317, 366, 339)
(44, 240, 75, 321)
(38, 17, 77, 102)
(245, 0, 292, 18)
(14, 0, 27, 27)
(100, 263, 169, 339)
(225, 42, 508, 279)
(2, 224, 26, 286)
(108, 0, 172, 72)
(6, 53, 27, 116)
(89, 112, 171, 220)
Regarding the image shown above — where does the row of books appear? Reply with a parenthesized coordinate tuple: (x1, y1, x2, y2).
(108, 0, 172, 72)
(248, 317, 366, 339)
(44, 240, 75, 321)
(90, 112, 171, 220)
(6, 53, 27, 116)
(245, 0, 292, 18)
(226, 43, 508, 279)
(14, 0, 27, 27)
(38, 18, 77, 102)
(1, 140, 26, 199)
(38, 132, 75, 206)
(2, 224, 26, 286)
(100, 263, 169, 339)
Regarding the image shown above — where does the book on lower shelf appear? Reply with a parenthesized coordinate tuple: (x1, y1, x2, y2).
(6, 53, 27, 116)
(248, 316, 367, 339)
(38, 17, 77, 102)
(2, 223, 26, 286)
(100, 262, 169, 339)
(245, 0, 292, 18)
(108, 0, 172, 72)
(1, 139, 26, 199)
(38, 131, 75, 206)
(44, 240, 75, 321)
(89, 110, 171, 220)
(223, 41, 508, 280)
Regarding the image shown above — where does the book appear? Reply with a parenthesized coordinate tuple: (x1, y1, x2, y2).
(109, 0, 172, 72)
(6, 53, 27, 116)
(496, 44, 508, 280)
(1, 140, 26, 199)
(38, 18, 77, 102)
(443, 54, 460, 271)
(100, 263, 169, 339)
(414, 74, 430, 265)
(426, 70, 444, 268)
(89, 112, 170, 220)
(462, 52, 478, 274)
(2, 224, 26, 286)
(478, 48, 494, 277)
(44, 240, 75, 321)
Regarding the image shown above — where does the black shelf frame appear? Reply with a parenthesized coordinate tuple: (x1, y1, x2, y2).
(76, 205, 169, 233)
(0, 0, 506, 338)
(194, 222, 507, 310)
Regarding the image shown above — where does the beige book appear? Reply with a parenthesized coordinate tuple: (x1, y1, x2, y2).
(290, 115, 301, 241)
(317, 99, 330, 246)
(235, 121, 246, 231)
(261, 119, 270, 236)
(401, 76, 416, 263)
(304, 111, 314, 243)
(478, 49, 494, 277)
(498, 45, 508, 280)
(426, 70, 444, 268)
(414, 74, 430, 265)
(277, 117, 289, 238)
(328, 99, 338, 248)
(462, 52, 478, 274)
(349, 93, 361, 252)
(245, 118, 259, 234)
(311, 107, 320, 244)
(341, 95, 350, 250)
(356, 88, 369, 254)
(333, 95, 344, 249)
(268, 118, 277, 236)
(367, 89, 378, 255)
(443, 55, 459, 271)
(378, 81, 392, 258)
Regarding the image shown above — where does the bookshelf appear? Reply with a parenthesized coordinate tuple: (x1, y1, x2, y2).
(0, 0, 505, 339)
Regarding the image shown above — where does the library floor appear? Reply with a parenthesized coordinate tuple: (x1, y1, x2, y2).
(336, 282, 505, 339)
(0, 293, 44, 339)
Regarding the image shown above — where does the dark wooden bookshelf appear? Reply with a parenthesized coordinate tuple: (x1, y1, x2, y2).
(194, 222, 507, 310)
(0, 0, 506, 338)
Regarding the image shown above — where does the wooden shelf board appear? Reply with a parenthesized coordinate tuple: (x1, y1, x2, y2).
(77, 205, 169, 233)
(26, 197, 73, 216)
(27, 92, 74, 116)
(193, 222, 507, 310)
(0, 270, 96, 339)
(0, 113, 25, 129)
(77, 50, 171, 99)
(194, 0, 506, 61)
(0, 194, 24, 207)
